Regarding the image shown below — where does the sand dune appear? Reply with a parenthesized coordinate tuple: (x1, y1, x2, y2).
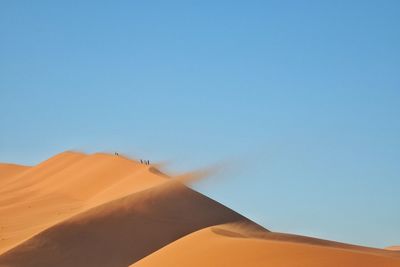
(0, 180, 261, 267)
(0, 163, 29, 183)
(0, 152, 165, 254)
(0, 152, 399, 267)
(132, 223, 400, 267)
(386, 246, 400, 251)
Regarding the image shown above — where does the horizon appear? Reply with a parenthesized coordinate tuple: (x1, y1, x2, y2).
(1, 1, 399, 248)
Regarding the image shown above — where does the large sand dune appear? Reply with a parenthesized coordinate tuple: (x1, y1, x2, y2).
(0, 152, 165, 255)
(0, 152, 399, 267)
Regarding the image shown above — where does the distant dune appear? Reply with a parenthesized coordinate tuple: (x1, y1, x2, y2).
(0, 152, 399, 267)
(386, 246, 400, 251)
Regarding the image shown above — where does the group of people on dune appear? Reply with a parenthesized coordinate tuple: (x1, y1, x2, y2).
(140, 159, 150, 165)
(114, 152, 150, 165)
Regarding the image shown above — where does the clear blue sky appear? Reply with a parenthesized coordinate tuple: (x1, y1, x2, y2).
(1, 1, 399, 248)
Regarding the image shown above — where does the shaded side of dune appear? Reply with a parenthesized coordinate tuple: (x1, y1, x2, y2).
(0, 181, 267, 267)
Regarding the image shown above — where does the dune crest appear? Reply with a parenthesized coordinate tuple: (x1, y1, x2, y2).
(0, 163, 30, 182)
(386, 246, 400, 251)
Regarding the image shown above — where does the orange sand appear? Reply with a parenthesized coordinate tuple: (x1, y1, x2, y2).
(0, 152, 165, 255)
(0, 152, 399, 267)
(133, 223, 400, 267)
(386, 246, 400, 251)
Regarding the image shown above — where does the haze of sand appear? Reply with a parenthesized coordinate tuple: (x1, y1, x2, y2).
(0, 151, 399, 267)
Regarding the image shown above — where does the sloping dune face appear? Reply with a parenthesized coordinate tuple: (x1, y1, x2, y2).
(0, 152, 166, 254)
(0, 152, 399, 267)
(0, 164, 30, 183)
(386, 246, 400, 251)
(132, 223, 400, 267)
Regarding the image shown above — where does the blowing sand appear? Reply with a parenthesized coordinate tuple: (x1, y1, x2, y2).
(0, 152, 399, 267)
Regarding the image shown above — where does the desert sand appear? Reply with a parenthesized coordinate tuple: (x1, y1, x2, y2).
(386, 246, 400, 251)
(0, 152, 399, 267)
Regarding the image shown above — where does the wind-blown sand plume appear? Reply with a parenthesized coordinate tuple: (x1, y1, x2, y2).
(0, 180, 264, 267)
(172, 165, 221, 185)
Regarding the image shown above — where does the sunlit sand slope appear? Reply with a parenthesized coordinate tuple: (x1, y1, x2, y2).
(0, 163, 29, 183)
(132, 223, 400, 267)
(0, 152, 166, 254)
(386, 246, 400, 251)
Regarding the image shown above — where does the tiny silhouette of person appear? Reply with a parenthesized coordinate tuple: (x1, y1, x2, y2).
(140, 159, 143, 164)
